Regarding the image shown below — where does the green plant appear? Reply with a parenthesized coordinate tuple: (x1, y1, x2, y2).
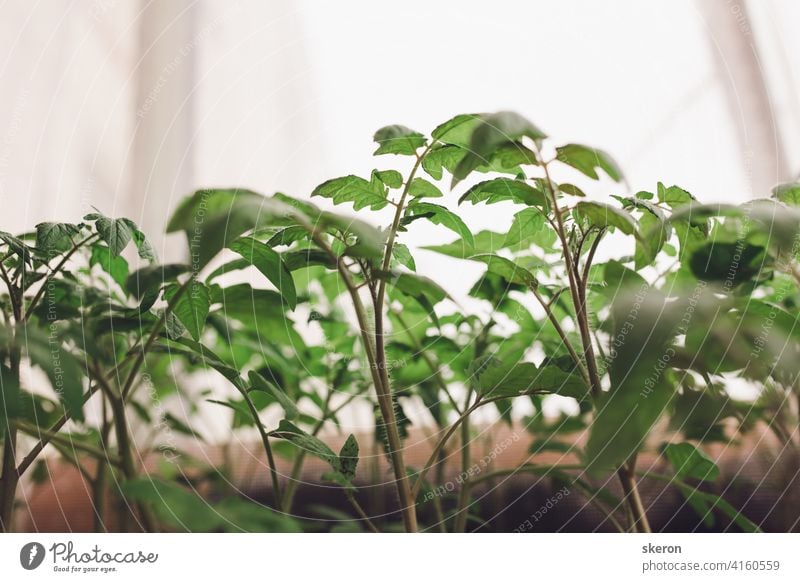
(3, 112, 799, 533)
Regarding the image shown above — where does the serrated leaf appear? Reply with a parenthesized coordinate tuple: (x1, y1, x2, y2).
(311, 175, 388, 211)
(229, 237, 297, 310)
(422, 144, 466, 180)
(373, 125, 426, 156)
(555, 144, 622, 182)
(372, 169, 403, 189)
(338, 434, 359, 481)
(504, 208, 546, 247)
(35, 222, 81, 253)
(87, 214, 134, 257)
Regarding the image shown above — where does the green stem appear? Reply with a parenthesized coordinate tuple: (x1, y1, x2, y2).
(306, 227, 417, 532)
(108, 393, 157, 532)
(344, 489, 380, 533)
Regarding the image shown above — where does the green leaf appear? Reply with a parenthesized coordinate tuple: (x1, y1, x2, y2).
(0, 232, 33, 264)
(602, 260, 648, 298)
(469, 253, 537, 285)
(372, 169, 403, 189)
(459, 178, 547, 208)
(35, 222, 81, 254)
(674, 484, 760, 532)
(408, 177, 442, 199)
(373, 125, 426, 156)
(311, 175, 388, 211)
(392, 243, 416, 271)
(688, 241, 765, 287)
(90, 244, 129, 288)
(558, 183, 587, 197)
(555, 144, 622, 182)
(228, 237, 297, 310)
(25, 330, 85, 422)
(390, 272, 449, 305)
(266, 226, 309, 248)
(504, 208, 546, 247)
(657, 182, 696, 208)
(477, 362, 587, 399)
(248, 370, 298, 420)
(586, 289, 679, 470)
(575, 201, 636, 235)
(422, 144, 466, 180)
(126, 263, 188, 299)
(130, 226, 157, 261)
(772, 182, 800, 206)
(431, 113, 483, 147)
(422, 230, 510, 259)
(663, 442, 720, 482)
(452, 111, 546, 186)
(338, 434, 359, 481)
(165, 281, 210, 341)
(271, 419, 340, 471)
(404, 202, 474, 247)
(85, 213, 134, 257)
(121, 478, 221, 532)
(167, 188, 293, 268)
(121, 478, 301, 532)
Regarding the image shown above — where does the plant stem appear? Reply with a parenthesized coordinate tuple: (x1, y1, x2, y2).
(530, 285, 590, 390)
(536, 157, 651, 532)
(108, 393, 157, 532)
(617, 458, 651, 533)
(453, 400, 472, 533)
(411, 395, 517, 498)
(345, 489, 380, 533)
(238, 384, 283, 510)
(306, 227, 418, 532)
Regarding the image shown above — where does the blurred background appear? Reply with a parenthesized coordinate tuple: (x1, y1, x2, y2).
(2, 0, 798, 245)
